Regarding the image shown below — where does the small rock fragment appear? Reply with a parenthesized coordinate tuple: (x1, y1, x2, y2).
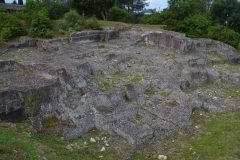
(66, 145, 73, 150)
(90, 138, 96, 143)
(100, 146, 106, 151)
(158, 155, 167, 160)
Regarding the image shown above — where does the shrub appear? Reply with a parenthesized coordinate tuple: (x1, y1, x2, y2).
(207, 25, 240, 48)
(85, 17, 102, 30)
(23, 0, 53, 38)
(28, 8, 53, 38)
(11, 12, 23, 20)
(141, 12, 162, 25)
(63, 10, 81, 27)
(55, 20, 69, 30)
(108, 6, 133, 23)
(23, 0, 46, 25)
(181, 14, 211, 38)
(0, 10, 26, 41)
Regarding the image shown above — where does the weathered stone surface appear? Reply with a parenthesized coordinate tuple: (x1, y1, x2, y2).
(1, 26, 240, 147)
(19, 36, 36, 47)
(180, 68, 208, 89)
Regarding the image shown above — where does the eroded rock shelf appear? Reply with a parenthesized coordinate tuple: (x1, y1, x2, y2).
(1, 27, 240, 146)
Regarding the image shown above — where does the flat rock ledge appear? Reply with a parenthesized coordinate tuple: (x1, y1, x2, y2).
(1, 27, 240, 146)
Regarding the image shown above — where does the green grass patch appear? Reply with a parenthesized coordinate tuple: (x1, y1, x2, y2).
(160, 91, 171, 97)
(0, 53, 15, 60)
(207, 51, 224, 59)
(145, 89, 155, 97)
(129, 75, 143, 83)
(162, 109, 240, 159)
(112, 72, 127, 79)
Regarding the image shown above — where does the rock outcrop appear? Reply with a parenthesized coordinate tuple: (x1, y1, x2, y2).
(1, 27, 240, 146)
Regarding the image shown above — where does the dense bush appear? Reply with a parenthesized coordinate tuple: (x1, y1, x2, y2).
(23, 0, 53, 38)
(54, 20, 69, 31)
(85, 17, 102, 30)
(108, 6, 133, 23)
(207, 25, 240, 48)
(23, 0, 46, 25)
(141, 12, 161, 25)
(63, 10, 82, 27)
(0, 8, 26, 41)
(181, 14, 211, 38)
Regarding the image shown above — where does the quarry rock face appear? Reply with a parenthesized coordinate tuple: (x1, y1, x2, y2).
(1, 27, 240, 146)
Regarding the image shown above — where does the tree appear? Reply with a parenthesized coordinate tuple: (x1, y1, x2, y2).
(12, 0, 17, 4)
(210, 0, 240, 33)
(18, 0, 23, 5)
(116, 0, 148, 13)
(96, 0, 115, 20)
(0, 0, 5, 3)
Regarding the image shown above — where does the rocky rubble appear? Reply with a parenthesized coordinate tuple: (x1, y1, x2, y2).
(1, 27, 240, 147)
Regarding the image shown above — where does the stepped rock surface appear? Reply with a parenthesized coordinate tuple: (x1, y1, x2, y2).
(1, 27, 240, 146)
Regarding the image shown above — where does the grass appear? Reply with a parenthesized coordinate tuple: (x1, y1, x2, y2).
(112, 72, 127, 79)
(0, 124, 121, 160)
(132, 24, 166, 30)
(160, 91, 171, 97)
(207, 51, 223, 60)
(129, 75, 143, 83)
(98, 20, 130, 28)
(0, 53, 15, 60)
(88, 74, 112, 91)
(181, 80, 240, 99)
(145, 89, 155, 97)
(161, 109, 240, 160)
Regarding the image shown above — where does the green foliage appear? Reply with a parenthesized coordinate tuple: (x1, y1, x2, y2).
(0, 127, 38, 159)
(48, 0, 68, 20)
(23, 0, 53, 38)
(0, 0, 5, 3)
(85, 17, 102, 30)
(0, 11, 26, 41)
(10, 12, 24, 20)
(23, 90, 41, 108)
(54, 19, 69, 30)
(63, 10, 82, 27)
(210, 0, 240, 33)
(18, 0, 23, 5)
(207, 25, 240, 48)
(181, 14, 211, 38)
(168, 0, 197, 20)
(141, 11, 162, 25)
(108, 6, 133, 23)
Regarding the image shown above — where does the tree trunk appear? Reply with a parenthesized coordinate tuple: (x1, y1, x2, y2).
(101, 11, 106, 21)
(104, 9, 108, 21)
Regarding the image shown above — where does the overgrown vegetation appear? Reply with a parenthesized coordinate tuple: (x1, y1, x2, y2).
(0, 8, 26, 41)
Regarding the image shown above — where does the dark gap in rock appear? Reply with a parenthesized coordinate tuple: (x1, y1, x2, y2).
(0, 108, 27, 122)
